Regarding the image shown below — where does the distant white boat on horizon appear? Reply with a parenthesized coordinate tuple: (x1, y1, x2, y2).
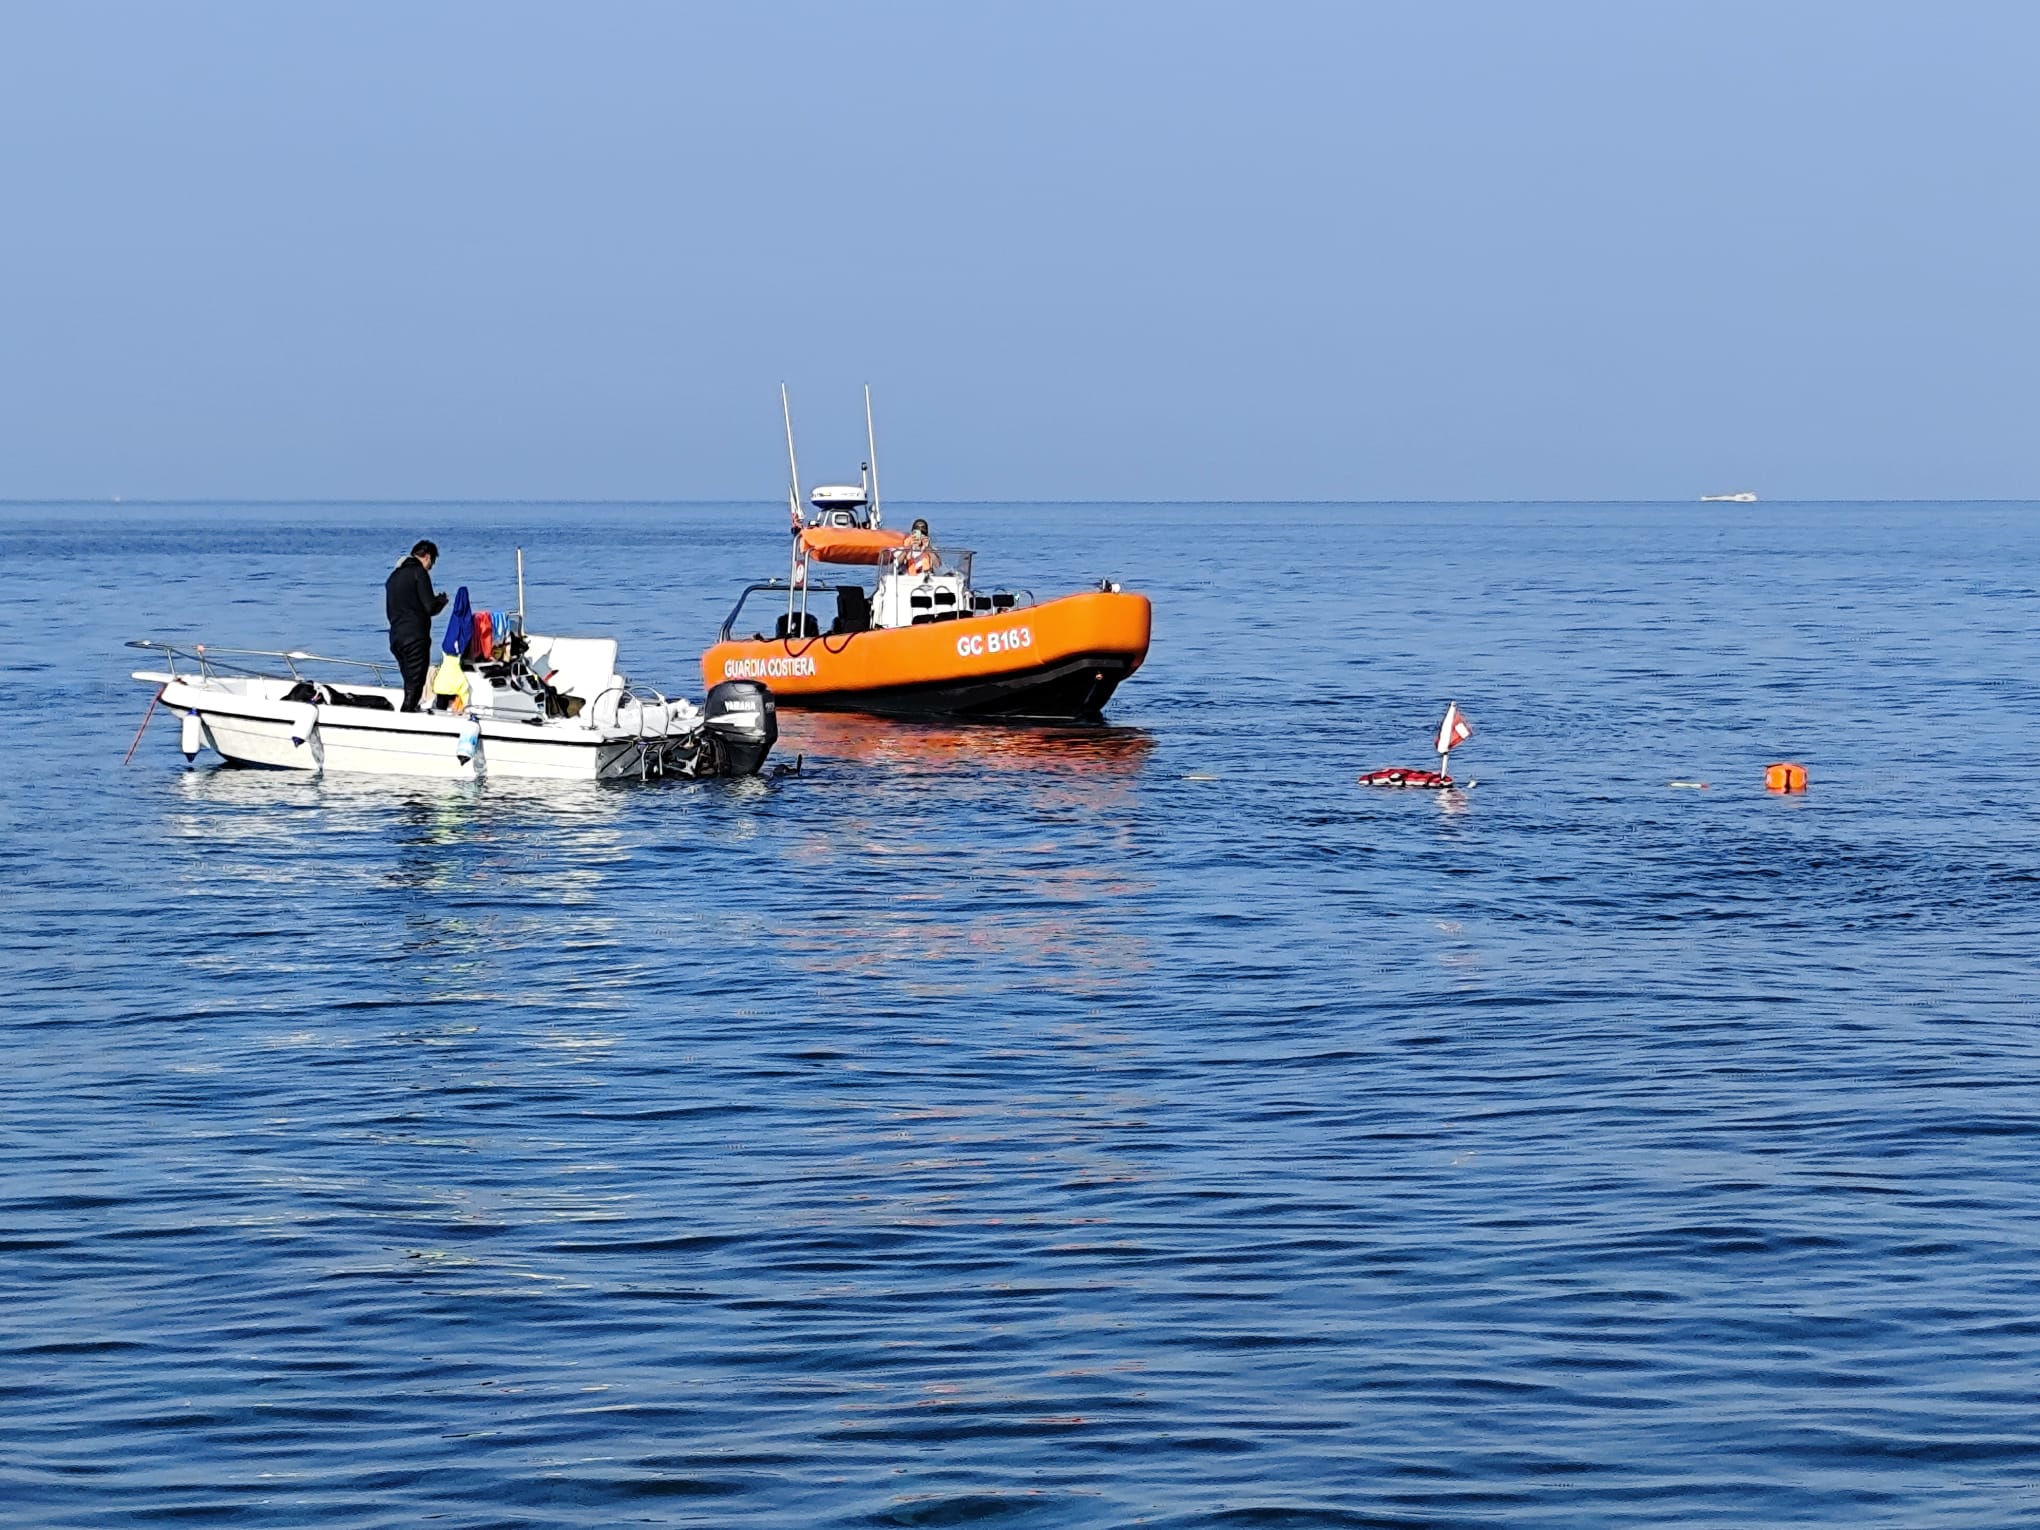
(1700, 491, 1759, 503)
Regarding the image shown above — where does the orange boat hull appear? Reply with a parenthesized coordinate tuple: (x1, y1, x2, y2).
(702, 590, 1152, 720)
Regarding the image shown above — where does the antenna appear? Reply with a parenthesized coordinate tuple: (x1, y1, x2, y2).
(864, 383, 883, 527)
(515, 547, 526, 634)
(781, 384, 803, 522)
(780, 385, 804, 629)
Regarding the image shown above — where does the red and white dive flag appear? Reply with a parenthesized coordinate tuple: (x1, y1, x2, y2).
(1435, 702, 1473, 756)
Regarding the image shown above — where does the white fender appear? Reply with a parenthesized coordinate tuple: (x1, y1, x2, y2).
(286, 701, 323, 771)
(180, 709, 203, 762)
(456, 714, 482, 767)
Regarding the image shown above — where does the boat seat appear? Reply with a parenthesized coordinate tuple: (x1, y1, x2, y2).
(909, 592, 934, 610)
(283, 680, 393, 711)
(323, 686, 394, 711)
(992, 591, 1016, 610)
(932, 589, 956, 606)
(832, 585, 871, 634)
(775, 612, 820, 639)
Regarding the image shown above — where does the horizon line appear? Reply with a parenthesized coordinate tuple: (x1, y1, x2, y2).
(5, 496, 2038, 508)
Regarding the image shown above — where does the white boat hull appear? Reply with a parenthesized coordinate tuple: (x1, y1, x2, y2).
(147, 676, 686, 782)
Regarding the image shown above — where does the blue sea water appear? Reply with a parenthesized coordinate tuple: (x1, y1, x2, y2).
(4, 500, 2040, 1528)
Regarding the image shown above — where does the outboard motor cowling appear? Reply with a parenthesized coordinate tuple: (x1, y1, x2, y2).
(701, 681, 776, 776)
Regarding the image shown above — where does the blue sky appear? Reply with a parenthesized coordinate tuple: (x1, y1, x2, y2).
(1, 2, 2034, 501)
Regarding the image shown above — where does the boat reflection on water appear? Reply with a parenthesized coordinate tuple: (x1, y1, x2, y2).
(779, 711, 1156, 778)
(164, 764, 634, 996)
(170, 760, 623, 820)
(759, 716, 1157, 1006)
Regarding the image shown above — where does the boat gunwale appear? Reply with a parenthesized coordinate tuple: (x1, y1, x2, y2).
(142, 673, 678, 749)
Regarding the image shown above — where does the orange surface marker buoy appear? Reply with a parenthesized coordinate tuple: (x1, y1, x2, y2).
(1765, 762, 1808, 793)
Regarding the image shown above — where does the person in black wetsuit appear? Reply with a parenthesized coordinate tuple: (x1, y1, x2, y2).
(385, 540, 448, 711)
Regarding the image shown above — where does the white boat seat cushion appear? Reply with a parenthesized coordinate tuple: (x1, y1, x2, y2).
(537, 637, 620, 702)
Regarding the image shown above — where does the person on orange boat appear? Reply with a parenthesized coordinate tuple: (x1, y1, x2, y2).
(902, 517, 936, 574)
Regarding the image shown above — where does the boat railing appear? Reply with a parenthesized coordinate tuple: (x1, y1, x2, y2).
(722, 580, 856, 641)
(731, 546, 983, 638)
(126, 639, 393, 686)
(589, 681, 699, 781)
(973, 587, 1034, 615)
(721, 575, 1038, 641)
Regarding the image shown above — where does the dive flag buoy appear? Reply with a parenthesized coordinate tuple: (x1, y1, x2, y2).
(1360, 702, 1476, 789)
(1435, 701, 1473, 776)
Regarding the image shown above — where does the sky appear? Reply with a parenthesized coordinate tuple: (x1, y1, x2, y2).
(1, 1, 2036, 502)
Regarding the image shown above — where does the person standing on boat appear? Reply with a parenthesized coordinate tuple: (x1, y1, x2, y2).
(385, 539, 448, 712)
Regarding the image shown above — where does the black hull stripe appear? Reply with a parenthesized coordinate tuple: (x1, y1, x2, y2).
(787, 653, 1137, 720)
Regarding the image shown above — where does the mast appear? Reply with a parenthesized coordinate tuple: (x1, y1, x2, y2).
(864, 383, 883, 527)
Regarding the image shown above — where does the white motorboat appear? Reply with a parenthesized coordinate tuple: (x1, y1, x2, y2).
(1699, 491, 1759, 502)
(129, 634, 777, 782)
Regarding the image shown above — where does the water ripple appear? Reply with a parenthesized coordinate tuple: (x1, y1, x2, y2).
(4, 501, 2040, 1526)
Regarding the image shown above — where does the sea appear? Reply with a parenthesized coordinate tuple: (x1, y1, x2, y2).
(3, 500, 2039, 1528)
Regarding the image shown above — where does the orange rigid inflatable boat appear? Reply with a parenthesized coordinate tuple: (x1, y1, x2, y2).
(706, 581, 1151, 719)
(700, 391, 1152, 721)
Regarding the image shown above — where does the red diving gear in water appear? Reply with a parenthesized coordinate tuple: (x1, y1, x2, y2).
(1356, 767, 1458, 789)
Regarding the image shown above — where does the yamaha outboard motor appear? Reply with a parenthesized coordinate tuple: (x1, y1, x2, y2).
(700, 681, 777, 776)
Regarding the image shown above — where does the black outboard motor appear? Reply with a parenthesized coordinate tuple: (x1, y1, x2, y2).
(699, 681, 777, 776)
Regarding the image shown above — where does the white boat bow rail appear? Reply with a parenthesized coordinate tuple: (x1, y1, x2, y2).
(126, 639, 395, 686)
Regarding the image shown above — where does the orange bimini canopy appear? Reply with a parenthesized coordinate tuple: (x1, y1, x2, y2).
(798, 525, 909, 565)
